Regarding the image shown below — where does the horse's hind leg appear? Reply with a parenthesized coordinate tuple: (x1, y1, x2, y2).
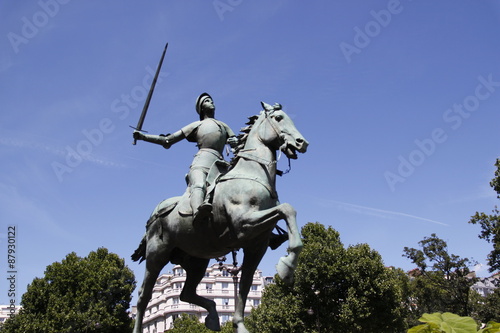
(133, 239, 171, 333)
(180, 256, 221, 331)
(233, 242, 267, 333)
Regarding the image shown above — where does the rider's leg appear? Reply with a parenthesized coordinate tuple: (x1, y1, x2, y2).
(189, 169, 211, 219)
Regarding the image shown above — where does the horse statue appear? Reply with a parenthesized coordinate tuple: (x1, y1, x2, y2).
(131, 102, 308, 333)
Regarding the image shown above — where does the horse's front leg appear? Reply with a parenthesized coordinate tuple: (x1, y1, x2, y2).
(274, 203, 303, 284)
(238, 202, 302, 285)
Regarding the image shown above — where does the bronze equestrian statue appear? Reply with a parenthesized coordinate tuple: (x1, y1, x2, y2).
(131, 99, 308, 333)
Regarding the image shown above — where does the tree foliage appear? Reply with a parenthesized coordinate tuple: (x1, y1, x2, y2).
(466, 158, 500, 324)
(1, 248, 136, 333)
(167, 314, 234, 333)
(469, 158, 500, 273)
(403, 234, 477, 319)
(471, 281, 500, 324)
(247, 222, 409, 333)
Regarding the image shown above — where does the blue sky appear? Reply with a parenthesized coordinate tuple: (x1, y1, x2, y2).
(1, 1, 500, 305)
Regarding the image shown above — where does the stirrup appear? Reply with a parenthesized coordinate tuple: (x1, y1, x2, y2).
(199, 202, 212, 213)
(193, 203, 212, 222)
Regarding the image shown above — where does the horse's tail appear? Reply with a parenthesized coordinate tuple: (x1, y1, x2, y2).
(132, 198, 179, 264)
(131, 233, 147, 263)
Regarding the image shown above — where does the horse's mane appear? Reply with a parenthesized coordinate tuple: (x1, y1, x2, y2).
(229, 103, 283, 167)
(229, 112, 261, 167)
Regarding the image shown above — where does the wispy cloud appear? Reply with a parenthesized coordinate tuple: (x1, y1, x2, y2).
(0, 136, 127, 169)
(321, 199, 449, 226)
(474, 263, 485, 275)
(0, 182, 76, 241)
(0, 137, 66, 156)
(439, 184, 497, 206)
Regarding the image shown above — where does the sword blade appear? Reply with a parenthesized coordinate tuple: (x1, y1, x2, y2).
(132, 42, 169, 145)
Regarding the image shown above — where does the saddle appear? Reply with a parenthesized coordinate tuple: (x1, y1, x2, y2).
(177, 159, 230, 216)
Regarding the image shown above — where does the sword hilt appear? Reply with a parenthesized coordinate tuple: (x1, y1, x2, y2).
(131, 126, 148, 145)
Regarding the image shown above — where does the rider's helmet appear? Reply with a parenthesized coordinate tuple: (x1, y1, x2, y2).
(195, 92, 213, 121)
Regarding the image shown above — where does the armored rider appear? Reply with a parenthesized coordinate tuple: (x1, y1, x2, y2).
(133, 92, 238, 221)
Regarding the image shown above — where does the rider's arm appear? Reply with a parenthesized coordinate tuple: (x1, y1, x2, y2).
(133, 121, 199, 149)
(163, 130, 185, 149)
(133, 130, 185, 149)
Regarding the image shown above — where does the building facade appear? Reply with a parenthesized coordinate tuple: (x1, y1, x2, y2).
(471, 272, 499, 297)
(0, 305, 20, 326)
(141, 263, 272, 332)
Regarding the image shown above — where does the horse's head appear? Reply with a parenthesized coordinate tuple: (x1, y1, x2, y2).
(258, 102, 308, 159)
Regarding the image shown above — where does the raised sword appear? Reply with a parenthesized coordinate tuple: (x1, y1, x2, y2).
(131, 42, 168, 145)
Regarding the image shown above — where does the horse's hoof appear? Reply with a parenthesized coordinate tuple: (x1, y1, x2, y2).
(205, 314, 221, 331)
(234, 323, 250, 333)
(276, 256, 295, 285)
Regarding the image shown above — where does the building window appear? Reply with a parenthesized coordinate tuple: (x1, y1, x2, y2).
(206, 283, 213, 292)
(221, 282, 229, 293)
(222, 270, 230, 277)
(253, 299, 260, 307)
(251, 285, 258, 291)
(174, 268, 184, 276)
(221, 315, 230, 323)
(174, 282, 183, 290)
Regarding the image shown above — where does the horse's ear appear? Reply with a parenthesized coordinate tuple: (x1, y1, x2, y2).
(261, 101, 274, 112)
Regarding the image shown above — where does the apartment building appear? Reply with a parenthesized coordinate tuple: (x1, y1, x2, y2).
(141, 263, 273, 332)
(0, 305, 20, 325)
(471, 272, 499, 297)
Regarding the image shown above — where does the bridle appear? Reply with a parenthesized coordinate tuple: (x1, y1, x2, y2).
(263, 109, 292, 176)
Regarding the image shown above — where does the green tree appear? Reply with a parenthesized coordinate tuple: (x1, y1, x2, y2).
(474, 288, 500, 323)
(167, 314, 234, 333)
(247, 222, 409, 333)
(1, 248, 136, 333)
(403, 234, 477, 318)
(468, 158, 500, 324)
(469, 158, 500, 273)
